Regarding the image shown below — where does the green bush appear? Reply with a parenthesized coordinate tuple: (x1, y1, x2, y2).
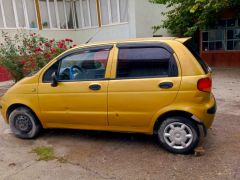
(0, 31, 76, 82)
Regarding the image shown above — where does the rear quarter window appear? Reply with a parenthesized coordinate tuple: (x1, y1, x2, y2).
(184, 41, 210, 74)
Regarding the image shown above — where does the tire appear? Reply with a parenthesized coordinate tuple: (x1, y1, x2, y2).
(9, 107, 42, 139)
(156, 116, 199, 154)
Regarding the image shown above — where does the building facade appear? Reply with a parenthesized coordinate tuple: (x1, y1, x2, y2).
(200, 9, 240, 67)
(0, 0, 168, 43)
(0, 0, 169, 81)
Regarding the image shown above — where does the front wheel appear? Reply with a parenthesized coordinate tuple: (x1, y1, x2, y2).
(157, 116, 199, 154)
(9, 107, 42, 139)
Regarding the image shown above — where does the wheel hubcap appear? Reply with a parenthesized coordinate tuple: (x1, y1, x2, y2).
(14, 115, 32, 133)
(163, 122, 193, 149)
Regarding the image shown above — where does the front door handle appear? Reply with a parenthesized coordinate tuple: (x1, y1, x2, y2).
(159, 82, 173, 89)
(89, 84, 101, 91)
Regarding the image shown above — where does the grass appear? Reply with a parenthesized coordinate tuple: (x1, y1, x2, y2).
(32, 146, 56, 161)
(31, 146, 68, 163)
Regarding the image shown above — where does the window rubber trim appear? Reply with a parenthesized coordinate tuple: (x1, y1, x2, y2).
(116, 42, 174, 53)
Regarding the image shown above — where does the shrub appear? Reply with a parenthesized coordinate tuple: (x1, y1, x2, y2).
(0, 31, 76, 82)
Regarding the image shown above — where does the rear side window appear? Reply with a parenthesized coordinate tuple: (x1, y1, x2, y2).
(184, 42, 210, 74)
(117, 47, 178, 79)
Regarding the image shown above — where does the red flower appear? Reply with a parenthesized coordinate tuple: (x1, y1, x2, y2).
(31, 63, 36, 68)
(58, 43, 65, 49)
(73, 44, 77, 47)
(65, 38, 73, 42)
(34, 47, 43, 52)
(44, 42, 50, 47)
(20, 60, 27, 65)
(50, 39, 55, 43)
(51, 48, 57, 53)
(44, 52, 51, 58)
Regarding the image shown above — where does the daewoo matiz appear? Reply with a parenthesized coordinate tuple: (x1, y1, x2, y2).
(0, 37, 216, 154)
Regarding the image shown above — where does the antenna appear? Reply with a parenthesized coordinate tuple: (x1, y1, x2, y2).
(85, 28, 101, 44)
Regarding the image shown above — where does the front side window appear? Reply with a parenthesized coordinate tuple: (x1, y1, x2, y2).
(117, 47, 176, 79)
(58, 49, 110, 81)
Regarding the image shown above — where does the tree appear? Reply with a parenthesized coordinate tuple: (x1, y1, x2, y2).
(150, 0, 240, 36)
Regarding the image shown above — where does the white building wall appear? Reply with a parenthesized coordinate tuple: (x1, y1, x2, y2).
(0, 23, 131, 45)
(0, 0, 170, 44)
(134, 0, 170, 38)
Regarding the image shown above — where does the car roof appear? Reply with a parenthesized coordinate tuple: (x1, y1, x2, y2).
(75, 37, 191, 49)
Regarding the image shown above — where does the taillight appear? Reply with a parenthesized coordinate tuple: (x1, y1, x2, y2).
(197, 77, 212, 92)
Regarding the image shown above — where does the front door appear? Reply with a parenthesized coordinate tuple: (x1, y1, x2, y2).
(108, 43, 181, 130)
(38, 45, 113, 127)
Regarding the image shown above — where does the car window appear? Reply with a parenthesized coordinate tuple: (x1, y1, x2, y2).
(184, 41, 210, 74)
(117, 47, 176, 79)
(43, 60, 60, 82)
(58, 49, 110, 81)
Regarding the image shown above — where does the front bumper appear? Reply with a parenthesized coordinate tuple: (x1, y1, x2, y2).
(0, 98, 8, 123)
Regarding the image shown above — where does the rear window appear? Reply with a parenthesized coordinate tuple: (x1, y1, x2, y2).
(117, 47, 178, 79)
(184, 41, 210, 74)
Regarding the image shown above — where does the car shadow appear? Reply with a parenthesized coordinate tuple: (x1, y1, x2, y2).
(39, 128, 159, 147)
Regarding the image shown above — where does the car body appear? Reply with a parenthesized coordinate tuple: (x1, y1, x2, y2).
(0, 37, 216, 154)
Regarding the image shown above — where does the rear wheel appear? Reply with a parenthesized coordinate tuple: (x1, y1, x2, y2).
(156, 116, 199, 154)
(9, 107, 42, 139)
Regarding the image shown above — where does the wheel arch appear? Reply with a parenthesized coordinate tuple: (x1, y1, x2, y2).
(6, 104, 42, 127)
(153, 110, 199, 134)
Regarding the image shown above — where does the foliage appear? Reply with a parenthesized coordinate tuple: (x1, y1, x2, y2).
(0, 31, 76, 82)
(150, 0, 240, 36)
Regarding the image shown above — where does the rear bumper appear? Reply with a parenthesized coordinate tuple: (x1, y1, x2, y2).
(195, 93, 216, 129)
(207, 101, 217, 114)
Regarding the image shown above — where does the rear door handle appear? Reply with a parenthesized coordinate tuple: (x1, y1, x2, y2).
(159, 82, 173, 89)
(89, 84, 101, 91)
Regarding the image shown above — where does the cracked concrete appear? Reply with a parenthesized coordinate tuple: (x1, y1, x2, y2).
(0, 68, 240, 180)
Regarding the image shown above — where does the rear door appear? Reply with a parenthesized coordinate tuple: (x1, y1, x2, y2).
(108, 43, 181, 129)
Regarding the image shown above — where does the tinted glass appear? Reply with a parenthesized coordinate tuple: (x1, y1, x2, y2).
(117, 48, 172, 78)
(43, 61, 60, 82)
(58, 49, 110, 81)
(202, 32, 208, 41)
(184, 41, 210, 74)
(227, 41, 234, 50)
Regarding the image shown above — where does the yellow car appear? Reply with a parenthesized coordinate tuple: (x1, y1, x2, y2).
(0, 37, 216, 154)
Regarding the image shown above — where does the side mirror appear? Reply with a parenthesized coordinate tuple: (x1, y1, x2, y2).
(51, 72, 58, 87)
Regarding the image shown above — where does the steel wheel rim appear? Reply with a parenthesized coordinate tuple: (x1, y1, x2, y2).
(163, 122, 193, 150)
(14, 114, 33, 133)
